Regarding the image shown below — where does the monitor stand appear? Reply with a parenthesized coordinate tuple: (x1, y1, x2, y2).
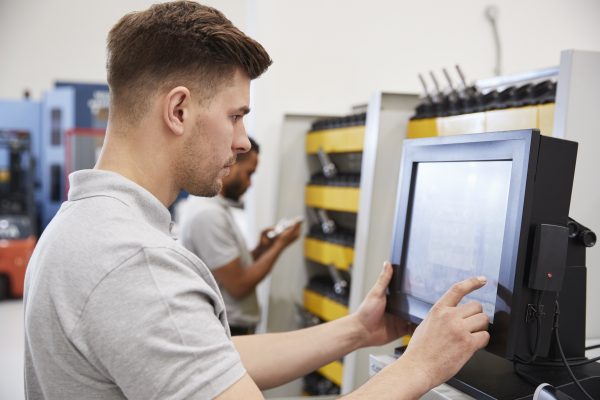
(448, 350, 600, 399)
(448, 225, 600, 400)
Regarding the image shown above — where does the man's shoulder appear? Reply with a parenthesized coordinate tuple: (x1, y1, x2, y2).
(25, 204, 215, 334)
(28, 195, 187, 293)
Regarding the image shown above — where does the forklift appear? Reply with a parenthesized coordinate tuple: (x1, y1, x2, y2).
(0, 130, 36, 300)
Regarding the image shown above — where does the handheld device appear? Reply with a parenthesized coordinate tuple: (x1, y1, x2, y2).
(267, 216, 303, 239)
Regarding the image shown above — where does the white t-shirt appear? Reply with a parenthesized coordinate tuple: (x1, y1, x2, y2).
(24, 170, 245, 399)
(178, 195, 260, 327)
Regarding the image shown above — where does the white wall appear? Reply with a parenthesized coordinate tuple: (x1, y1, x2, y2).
(2, 0, 600, 335)
(246, 0, 600, 339)
(247, 0, 600, 237)
(0, 0, 248, 99)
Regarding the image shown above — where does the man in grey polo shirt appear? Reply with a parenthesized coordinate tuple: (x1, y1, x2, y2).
(24, 2, 491, 399)
(179, 137, 301, 335)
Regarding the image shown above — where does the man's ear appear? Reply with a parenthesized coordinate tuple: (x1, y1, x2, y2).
(163, 86, 191, 136)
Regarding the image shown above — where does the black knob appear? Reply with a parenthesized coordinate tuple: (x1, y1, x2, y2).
(580, 229, 597, 248)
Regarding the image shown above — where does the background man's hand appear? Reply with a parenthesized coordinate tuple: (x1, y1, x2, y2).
(252, 221, 302, 260)
(258, 227, 276, 249)
(275, 220, 302, 247)
(400, 277, 490, 389)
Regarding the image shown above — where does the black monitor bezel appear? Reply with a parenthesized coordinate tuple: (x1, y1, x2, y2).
(387, 129, 541, 359)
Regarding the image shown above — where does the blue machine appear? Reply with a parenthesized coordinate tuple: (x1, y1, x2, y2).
(0, 82, 109, 232)
(0, 100, 42, 231)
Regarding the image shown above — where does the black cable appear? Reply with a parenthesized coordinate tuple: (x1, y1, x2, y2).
(531, 291, 544, 361)
(553, 300, 595, 400)
(515, 290, 544, 364)
(513, 291, 600, 368)
(523, 355, 600, 368)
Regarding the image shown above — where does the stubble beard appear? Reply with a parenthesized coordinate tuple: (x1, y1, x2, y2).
(222, 177, 245, 201)
(176, 130, 223, 198)
(181, 158, 223, 198)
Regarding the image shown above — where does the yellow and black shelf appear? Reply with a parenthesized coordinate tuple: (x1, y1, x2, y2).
(304, 236, 354, 271)
(407, 102, 555, 138)
(302, 113, 365, 394)
(306, 125, 365, 154)
(305, 184, 360, 213)
(303, 287, 349, 322)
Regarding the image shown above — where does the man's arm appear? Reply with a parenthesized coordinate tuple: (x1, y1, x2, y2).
(212, 222, 301, 299)
(216, 374, 264, 399)
(223, 263, 489, 399)
(232, 309, 371, 389)
(231, 262, 413, 389)
(343, 275, 490, 399)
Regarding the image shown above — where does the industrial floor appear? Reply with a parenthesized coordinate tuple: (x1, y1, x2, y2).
(0, 300, 24, 400)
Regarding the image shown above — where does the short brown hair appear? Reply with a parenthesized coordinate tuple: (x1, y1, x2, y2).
(106, 1, 272, 122)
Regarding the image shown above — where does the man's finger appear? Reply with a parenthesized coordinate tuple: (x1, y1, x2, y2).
(471, 330, 491, 349)
(463, 313, 490, 333)
(436, 277, 487, 308)
(457, 301, 484, 318)
(368, 262, 393, 298)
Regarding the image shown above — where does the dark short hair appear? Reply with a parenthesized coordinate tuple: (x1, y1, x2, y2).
(237, 136, 260, 162)
(106, 1, 272, 123)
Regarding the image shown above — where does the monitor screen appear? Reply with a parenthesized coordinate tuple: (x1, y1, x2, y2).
(387, 129, 579, 362)
(402, 160, 512, 322)
(386, 129, 589, 398)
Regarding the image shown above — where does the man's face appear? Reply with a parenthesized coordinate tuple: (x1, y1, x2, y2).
(176, 69, 251, 197)
(222, 150, 258, 201)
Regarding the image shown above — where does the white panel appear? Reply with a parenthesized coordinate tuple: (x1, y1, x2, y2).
(554, 50, 600, 338)
(342, 92, 418, 392)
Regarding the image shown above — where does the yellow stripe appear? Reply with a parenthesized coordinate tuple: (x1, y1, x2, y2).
(407, 118, 438, 138)
(304, 238, 353, 271)
(305, 186, 360, 213)
(318, 360, 344, 386)
(304, 289, 349, 321)
(306, 126, 365, 154)
(537, 103, 555, 136)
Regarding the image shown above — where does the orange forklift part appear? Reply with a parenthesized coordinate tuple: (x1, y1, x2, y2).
(0, 235, 36, 297)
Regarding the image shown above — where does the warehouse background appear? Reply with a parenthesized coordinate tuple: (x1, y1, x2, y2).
(2, 0, 600, 335)
(1, 2, 600, 398)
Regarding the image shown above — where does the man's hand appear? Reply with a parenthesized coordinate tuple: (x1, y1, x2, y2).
(353, 262, 415, 347)
(253, 220, 301, 259)
(274, 219, 302, 247)
(400, 276, 490, 389)
(258, 227, 276, 249)
(252, 228, 277, 260)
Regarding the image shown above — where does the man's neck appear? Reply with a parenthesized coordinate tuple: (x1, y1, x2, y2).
(96, 126, 179, 208)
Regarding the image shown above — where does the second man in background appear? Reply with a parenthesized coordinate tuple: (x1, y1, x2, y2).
(179, 137, 302, 335)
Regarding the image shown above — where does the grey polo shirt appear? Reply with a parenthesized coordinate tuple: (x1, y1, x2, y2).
(178, 195, 259, 327)
(23, 169, 245, 400)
